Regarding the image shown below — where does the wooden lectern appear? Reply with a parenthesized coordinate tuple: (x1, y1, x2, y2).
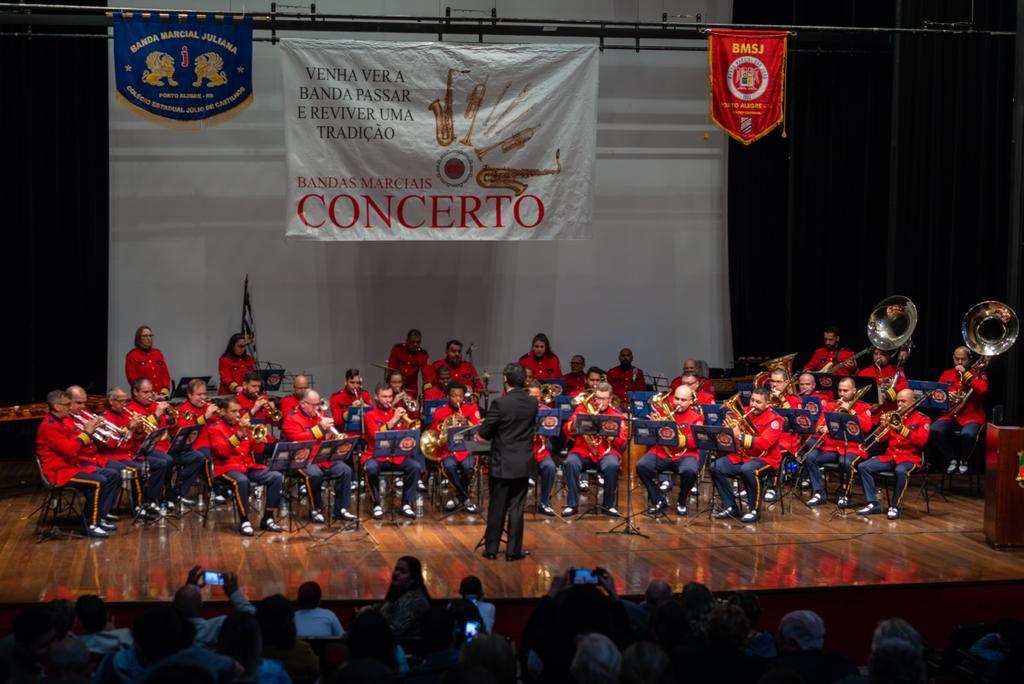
(984, 424, 1024, 548)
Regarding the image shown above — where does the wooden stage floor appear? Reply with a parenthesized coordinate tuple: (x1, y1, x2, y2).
(2, 464, 1022, 604)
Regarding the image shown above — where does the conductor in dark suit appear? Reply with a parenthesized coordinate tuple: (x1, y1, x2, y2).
(477, 363, 538, 561)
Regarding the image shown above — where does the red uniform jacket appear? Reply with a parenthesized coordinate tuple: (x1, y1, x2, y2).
(804, 347, 857, 375)
(606, 366, 647, 401)
(728, 408, 783, 469)
(388, 343, 431, 393)
(278, 394, 301, 418)
(218, 353, 255, 394)
(818, 400, 872, 453)
(99, 409, 137, 461)
(36, 415, 98, 487)
(430, 359, 484, 392)
(859, 366, 909, 425)
(281, 409, 328, 456)
(565, 405, 627, 462)
(518, 353, 563, 381)
(669, 376, 715, 396)
(562, 372, 587, 397)
(877, 410, 930, 465)
(938, 368, 988, 426)
(770, 393, 803, 454)
(362, 407, 406, 465)
(125, 400, 169, 452)
(208, 421, 264, 477)
(423, 386, 446, 402)
(329, 388, 372, 425)
(649, 407, 703, 461)
(429, 403, 481, 463)
(236, 392, 278, 445)
(175, 400, 215, 450)
(125, 347, 172, 395)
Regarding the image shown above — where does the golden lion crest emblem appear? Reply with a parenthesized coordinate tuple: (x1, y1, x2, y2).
(192, 52, 228, 87)
(141, 51, 178, 87)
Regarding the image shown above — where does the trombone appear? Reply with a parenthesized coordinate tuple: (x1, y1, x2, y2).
(861, 391, 930, 450)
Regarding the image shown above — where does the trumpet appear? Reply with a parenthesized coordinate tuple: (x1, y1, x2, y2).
(395, 392, 418, 414)
(74, 410, 131, 446)
(124, 408, 157, 434)
(258, 395, 282, 423)
(316, 401, 347, 439)
(239, 414, 267, 444)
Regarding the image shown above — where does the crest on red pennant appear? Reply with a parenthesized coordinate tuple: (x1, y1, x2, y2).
(708, 30, 787, 145)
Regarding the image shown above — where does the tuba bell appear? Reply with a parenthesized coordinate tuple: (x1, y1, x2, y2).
(866, 295, 919, 352)
(752, 353, 798, 388)
(949, 300, 1018, 416)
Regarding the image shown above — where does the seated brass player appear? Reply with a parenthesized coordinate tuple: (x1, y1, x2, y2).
(635, 385, 704, 516)
(562, 382, 625, 517)
(429, 382, 482, 513)
(362, 384, 425, 520)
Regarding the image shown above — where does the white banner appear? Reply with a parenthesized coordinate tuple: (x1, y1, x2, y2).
(281, 39, 597, 241)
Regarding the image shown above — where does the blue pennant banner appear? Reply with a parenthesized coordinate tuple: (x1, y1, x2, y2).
(113, 13, 253, 128)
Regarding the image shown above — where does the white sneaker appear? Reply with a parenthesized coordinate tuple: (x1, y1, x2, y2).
(310, 510, 325, 524)
(690, 485, 698, 495)
(676, 504, 688, 516)
(372, 505, 384, 519)
(659, 480, 671, 492)
(579, 479, 589, 491)
(597, 475, 605, 486)
(887, 507, 901, 520)
(739, 490, 747, 498)
(239, 521, 254, 536)
(837, 496, 849, 508)
(395, 479, 404, 488)
(763, 489, 778, 502)
(958, 462, 969, 474)
(528, 477, 536, 486)
(87, 524, 110, 538)
(946, 460, 958, 474)
(464, 500, 479, 514)
(443, 498, 457, 512)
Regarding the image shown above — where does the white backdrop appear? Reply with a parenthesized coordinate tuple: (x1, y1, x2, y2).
(108, 0, 732, 392)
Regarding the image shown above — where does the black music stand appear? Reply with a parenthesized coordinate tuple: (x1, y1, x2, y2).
(131, 428, 175, 527)
(773, 407, 817, 513)
(313, 437, 378, 546)
(819, 412, 868, 519)
(630, 418, 681, 525)
(166, 424, 204, 521)
(596, 405, 647, 537)
(439, 424, 484, 520)
(267, 439, 318, 538)
(371, 430, 421, 527)
(685, 425, 739, 524)
(532, 408, 571, 522)
(568, 413, 624, 521)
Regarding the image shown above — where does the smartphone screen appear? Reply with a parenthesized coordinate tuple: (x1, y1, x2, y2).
(203, 571, 224, 585)
(572, 569, 598, 585)
(463, 620, 481, 642)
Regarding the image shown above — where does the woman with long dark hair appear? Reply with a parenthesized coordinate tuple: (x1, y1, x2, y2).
(380, 556, 431, 639)
(518, 333, 562, 381)
(125, 325, 173, 396)
(218, 333, 255, 394)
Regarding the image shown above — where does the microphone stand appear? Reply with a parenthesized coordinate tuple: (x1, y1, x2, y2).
(598, 401, 647, 538)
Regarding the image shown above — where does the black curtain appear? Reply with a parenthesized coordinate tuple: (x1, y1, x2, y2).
(729, 0, 1019, 416)
(1, 3, 108, 453)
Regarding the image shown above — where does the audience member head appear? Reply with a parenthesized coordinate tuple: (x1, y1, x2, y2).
(419, 607, 456, 655)
(172, 584, 203, 620)
(727, 591, 764, 630)
(132, 606, 194, 666)
(644, 580, 673, 610)
(75, 595, 109, 635)
(45, 635, 91, 682)
(139, 664, 216, 684)
(461, 634, 517, 684)
(869, 638, 926, 684)
(680, 582, 716, 639)
(345, 610, 396, 671)
(619, 641, 672, 684)
(385, 556, 429, 602)
(13, 605, 59, 667)
(298, 581, 323, 610)
(217, 611, 262, 678)
(570, 633, 621, 684)
(257, 594, 297, 651)
(48, 599, 75, 638)
(555, 584, 616, 643)
(872, 618, 924, 656)
(652, 599, 687, 651)
(778, 610, 826, 654)
(447, 599, 485, 638)
(458, 576, 484, 599)
(708, 604, 750, 653)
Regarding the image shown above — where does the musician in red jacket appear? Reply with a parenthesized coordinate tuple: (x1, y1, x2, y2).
(329, 369, 372, 426)
(430, 340, 484, 393)
(858, 349, 909, 426)
(208, 397, 284, 536)
(803, 377, 873, 507)
(387, 329, 431, 393)
(527, 381, 559, 516)
(36, 390, 120, 537)
(669, 359, 715, 396)
(174, 379, 220, 494)
(932, 346, 988, 475)
(605, 348, 648, 402)
(218, 333, 255, 394)
(712, 386, 782, 523)
(125, 326, 172, 397)
(278, 375, 311, 418)
(430, 382, 482, 513)
(562, 382, 625, 517)
(856, 389, 931, 520)
(361, 385, 424, 519)
(237, 371, 280, 460)
(281, 389, 356, 523)
(561, 355, 588, 397)
(98, 386, 167, 516)
(675, 371, 716, 406)
(423, 365, 452, 402)
(636, 385, 704, 516)
(804, 326, 858, 376)
(518, 333, 562, 381)
(125, 379, 178, 505)
(761, 369, 804, 503)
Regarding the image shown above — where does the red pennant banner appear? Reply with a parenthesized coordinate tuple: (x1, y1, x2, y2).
(708, 30, 787, 145)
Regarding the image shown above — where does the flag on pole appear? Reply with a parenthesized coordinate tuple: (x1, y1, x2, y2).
(241, 275, 259, 366)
